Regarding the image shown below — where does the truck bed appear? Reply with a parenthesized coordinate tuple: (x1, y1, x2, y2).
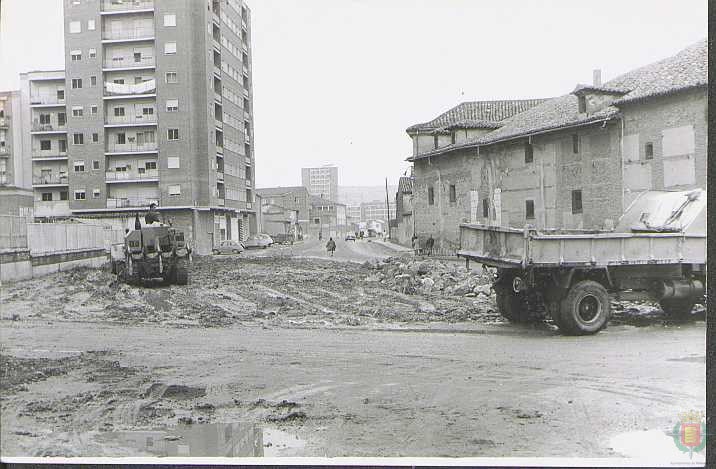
(457, 223, 706, 269)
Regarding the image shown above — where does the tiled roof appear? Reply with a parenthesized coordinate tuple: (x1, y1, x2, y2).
(406, 99, 549, 133)
(407, 39, 706, 160)
(572, 84, 629, 95)
(256, 186, 309, 197)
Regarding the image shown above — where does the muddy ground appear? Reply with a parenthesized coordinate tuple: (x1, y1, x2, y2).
(0, 240, 707, 459)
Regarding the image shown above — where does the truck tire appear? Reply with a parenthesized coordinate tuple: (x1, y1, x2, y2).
(494, 286, 530, 323)
(558, 280, 610, 335)
(659, 298, 695, 320)
(175, 261, 189, 285)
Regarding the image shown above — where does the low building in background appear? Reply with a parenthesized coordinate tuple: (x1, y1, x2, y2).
(394, 175, 414, 246)
(309, 195, 346, 239)
(261, 201, 300, 241)
(256, 186, 310, 235)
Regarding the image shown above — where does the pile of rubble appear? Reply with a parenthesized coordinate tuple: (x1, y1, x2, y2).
(363, 257, 494, 297)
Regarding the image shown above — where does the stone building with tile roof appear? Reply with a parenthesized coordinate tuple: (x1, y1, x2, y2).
(405, 39, 707, 252)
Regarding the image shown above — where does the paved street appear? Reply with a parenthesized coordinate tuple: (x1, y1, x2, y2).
(0, 240, 706, 460)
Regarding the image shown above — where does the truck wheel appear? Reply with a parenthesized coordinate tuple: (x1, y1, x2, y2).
(659, 298, 695, 320)
(558, 280, 610, 335)
(494, 286, 530, 323)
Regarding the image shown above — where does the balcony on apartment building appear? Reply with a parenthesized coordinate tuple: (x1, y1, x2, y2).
(105, 142, 158, 155)
(102, 27, 155, 44)
(105, 113, 157, 127)
(29, 95, 66, 107)
(101, 0, 154, 14)
(103, 56, 156, 71)
(32, 148, 68, 161)
(34, 200, 71, 218)
(32, 174, 69, 187)
(105, 168, 159, 183)
(106, 196, 158, 209)
(31, 122, 67, 134)
(103, 79, 157, 99)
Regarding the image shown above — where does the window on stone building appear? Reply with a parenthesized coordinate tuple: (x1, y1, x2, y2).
(71, 78, 82, 89)
(42, 192, 53, 201)
(60, 191, 68, 201)
(74, 190, 86, 200)
(525, 142, 534, 163)
(167, 129, 179, 140)
(40, 140, 51, 151)
(571, 190, 582, 214)
(525, 200, 535, 219)
(92, 133, 99, 143)
(428, 186, 434, 205)
(572, 134, 579, 154)
(449, 185, 456, 203)
(73, 133, 84, 145)
(74, 160, 85, 172)
(645, 142, 653, 160)
(482, 198, 489, 218)
(578, 96, 586, 113)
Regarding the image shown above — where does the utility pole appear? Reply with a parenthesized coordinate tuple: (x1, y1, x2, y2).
(385, 177, 391, 239)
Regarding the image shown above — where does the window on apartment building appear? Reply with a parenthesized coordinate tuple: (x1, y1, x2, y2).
(113, 79, 125, 85)
(428, 187, 434, 205)
(69, 21, 81, 34)
(525, 200, 535, 220)
(57, 89, 65, 100)
(39, 113, 51, 125)
(114, 107, 125, 117)
(116, 133, 126, 144)
(72, 106, 83, 117)
(92, 133, 99, 143)
(59, 140, 67, 152)
(165, 72, 178, 84)
(578, 96, 586, 113)
(164, 14, 176, 26)
(71, 50, 82, 61)
(60, 191, 68, 200)
(166, 99, 179, 112)
(92, 160, 100, 170)
(89, 48, 96, 58)
(525, 142, 534, 163)
(91, 105, 97, 115)
(167, 129, 179, 140)
(645, 142, 654, 160)
(168, 184, 181, 196)
(145, 161, 157, 170)
(164, 42, 177, 55)
(87, 19, 95, 31)
(571, 190, 583, 214)
(135, 76, 143, 84)
(572, 134, 579, 154)
(74, 190, 86, 200)
(71, 78, 82, 89)
(74, 160, 85, 172)
(93, 189, 101, 199)
(58, 112, 66, 126)
(73, 133, 84, 145)
(142, 107, 154, 117)
(482, 199, 489, 218)
(90, 76, 97, 87)
(41, 192, 53, 201)
(449, 185, 456, 203)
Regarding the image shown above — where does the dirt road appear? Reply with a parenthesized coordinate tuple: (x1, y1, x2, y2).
(0, 240, 707, 460)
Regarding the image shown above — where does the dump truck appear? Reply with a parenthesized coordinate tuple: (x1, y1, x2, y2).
(111, 222, 191, 285)
(457, 189, 706, 335)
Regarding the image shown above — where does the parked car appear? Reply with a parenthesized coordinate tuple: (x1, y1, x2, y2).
(345, 232, 356, 241)
(212, 240, 245, 255)
(243, 234, 274, 249)
(272, 233, 295, 245)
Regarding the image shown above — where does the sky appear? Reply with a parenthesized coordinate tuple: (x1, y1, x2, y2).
(0, 0, 707, 188)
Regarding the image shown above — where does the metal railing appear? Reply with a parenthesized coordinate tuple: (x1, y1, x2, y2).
(32, 122, 67, 132)
(106, 197, 158, 208)
(105, 142, 158, 153)
(105, 114, 157, 125)
(30, 96, 65, 105)
(103, 56, 155, 69)
(102, 28, 155, 41)
(102, 0, 154, 11)
(33, 175, 69, 185)
(104, 78, 156, 96)
(32, 150, 68, 158)
(105, 169, 159, 181)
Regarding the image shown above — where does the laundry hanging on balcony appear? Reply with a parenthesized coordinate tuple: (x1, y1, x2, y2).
(105, 78, 156, 95)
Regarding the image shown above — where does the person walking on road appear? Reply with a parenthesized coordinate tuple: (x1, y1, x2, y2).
(326, 237, 336, 257)
(412, 234, 419, 255)
(425, 235, 435, 256)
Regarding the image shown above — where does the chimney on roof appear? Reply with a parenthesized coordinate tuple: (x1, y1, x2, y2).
(593, 69, 602, 87)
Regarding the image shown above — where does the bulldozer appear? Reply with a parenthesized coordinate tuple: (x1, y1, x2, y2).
(111, 213, 191, 285)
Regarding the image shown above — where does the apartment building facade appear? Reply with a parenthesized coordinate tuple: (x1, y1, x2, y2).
(20, 0, 256, 254)
(360, 199, 395, 223)
(301, 165, 338, 201)
(0, 91, 34, 216)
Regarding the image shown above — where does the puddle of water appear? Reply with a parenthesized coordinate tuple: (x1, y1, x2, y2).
(609, 429, 706, 463)
(94, 421, 307, 457)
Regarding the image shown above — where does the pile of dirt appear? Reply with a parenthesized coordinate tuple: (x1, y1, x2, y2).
(363, 257, 494, 297)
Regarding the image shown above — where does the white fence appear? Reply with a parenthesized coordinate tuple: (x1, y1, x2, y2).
(27, 223, 124, 256)
(0, 215, 29, 250)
